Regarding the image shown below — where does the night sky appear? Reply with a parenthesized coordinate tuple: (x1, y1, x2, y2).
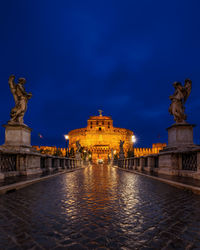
(0, 0, 200, 148)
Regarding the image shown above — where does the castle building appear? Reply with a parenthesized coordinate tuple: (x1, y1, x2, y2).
(33, 112, 166, 160)
(68, 112, 133, 161)
(34, 143, 167, 159)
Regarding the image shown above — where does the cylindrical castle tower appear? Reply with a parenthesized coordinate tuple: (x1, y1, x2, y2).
(68, 112, 134, 162)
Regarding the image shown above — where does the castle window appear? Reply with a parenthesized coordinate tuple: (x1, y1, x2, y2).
(108, 122, 110, 128)
(90, 126, 92, 129)
(102, 121, 104, 125)
(96, 121, 98, 125)
(90, 121, 92, 125)
(99, 127, 101, 131)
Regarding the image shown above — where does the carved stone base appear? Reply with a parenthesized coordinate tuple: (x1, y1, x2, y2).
(119, 152, 125, 160)
(1, 124, 32, 152)
(75, 152, 81, 160)
(166, 123, 195, 150)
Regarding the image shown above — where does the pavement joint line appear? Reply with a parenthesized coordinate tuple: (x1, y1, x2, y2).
(112, 165, 200, 195)
(0, 167, 87, 195)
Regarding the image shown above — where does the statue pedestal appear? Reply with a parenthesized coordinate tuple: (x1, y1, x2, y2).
(0, 123, 42, 177)
(158, 122, 200, 176)
(2, 124, 32, 152)
(75, 152, 81, 160)
(167, 123, 195, 149)
(119, 152, 125, 160)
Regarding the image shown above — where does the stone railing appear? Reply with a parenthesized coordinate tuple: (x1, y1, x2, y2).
(0, 150, 87, 180)
(113, 155, 159, 172)
(40, 155, 84, 172)
(112, 149, 200, 180)
(0, 152, 17, 173)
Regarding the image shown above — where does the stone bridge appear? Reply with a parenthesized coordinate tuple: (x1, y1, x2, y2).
(0, 165, 200, 249)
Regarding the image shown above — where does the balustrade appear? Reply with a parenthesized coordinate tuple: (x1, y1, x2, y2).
(113, 155, 159, 171)
(0, 151, 86, 180)
(182, 152, 197, 171)
(0, 153, 17, 172)
(112, 150, 200, 177)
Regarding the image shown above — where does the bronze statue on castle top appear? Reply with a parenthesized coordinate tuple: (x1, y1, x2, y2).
(169, 79, 192, 123)
(8, 75, 32, 125)
(98, 109, 103, 116)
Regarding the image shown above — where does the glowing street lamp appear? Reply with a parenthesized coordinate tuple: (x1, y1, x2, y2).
(132, 135, 136, 158)
(64, 134, 69, 157)
(132, 135, 136, 144)
(64, 135, 69, 140)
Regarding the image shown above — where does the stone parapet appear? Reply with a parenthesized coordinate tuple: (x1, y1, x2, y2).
(0, 173, 4, 180)
(138, 157, 145, 171)
(146, 156, 155, 171)
(16, 152, 42, 176)
(113, 147, 200, 181)
(0, 150, 86, 180)
(197, 152, 200, 173)
(45, 157, 53, 172)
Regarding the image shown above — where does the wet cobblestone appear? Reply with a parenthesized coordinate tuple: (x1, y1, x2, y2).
(0, 165, 200, 249)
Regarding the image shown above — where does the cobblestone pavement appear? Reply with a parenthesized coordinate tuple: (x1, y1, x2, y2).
(0, 165, 200, 249)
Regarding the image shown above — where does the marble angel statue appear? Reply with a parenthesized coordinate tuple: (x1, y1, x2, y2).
(169, 79, 192, 123)
(8, 75, 32, 124)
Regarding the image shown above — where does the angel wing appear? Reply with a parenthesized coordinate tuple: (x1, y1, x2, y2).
(183, 79, 192, 103)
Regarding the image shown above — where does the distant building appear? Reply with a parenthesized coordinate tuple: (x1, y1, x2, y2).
(34, 113, 167, 160)
(33, 146, 66, 156)
(134, 143, 167, 157)
(34, 143, 167, 159)
(68, 112, 133, 161)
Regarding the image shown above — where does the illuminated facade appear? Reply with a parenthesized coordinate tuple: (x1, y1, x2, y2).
(33, 114, 166, 160)
(33, 146, 66, 156)
(34, 143, 166, 158)
(134, 143, 167, 157)
(68, 113, 133, 161)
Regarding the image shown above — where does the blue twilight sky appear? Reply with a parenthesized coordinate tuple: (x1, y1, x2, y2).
(0, 0, 200, 148)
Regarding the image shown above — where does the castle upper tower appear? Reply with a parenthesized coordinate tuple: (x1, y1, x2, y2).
(68, 111, 133, 162)
(87, 111, 113, 132)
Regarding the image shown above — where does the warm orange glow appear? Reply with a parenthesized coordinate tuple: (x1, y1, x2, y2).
(132, 135, 136, 143)
(64, 134, 69, 140)
(68, 114, 134, 161)
(33, 143, 167, 158)
(134, 143, 167, 157)
(33, 146, 66, 156)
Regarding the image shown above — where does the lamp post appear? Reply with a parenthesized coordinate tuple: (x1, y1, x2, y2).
(64, 134, 69, 157)
(132, 135, 136, 157)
